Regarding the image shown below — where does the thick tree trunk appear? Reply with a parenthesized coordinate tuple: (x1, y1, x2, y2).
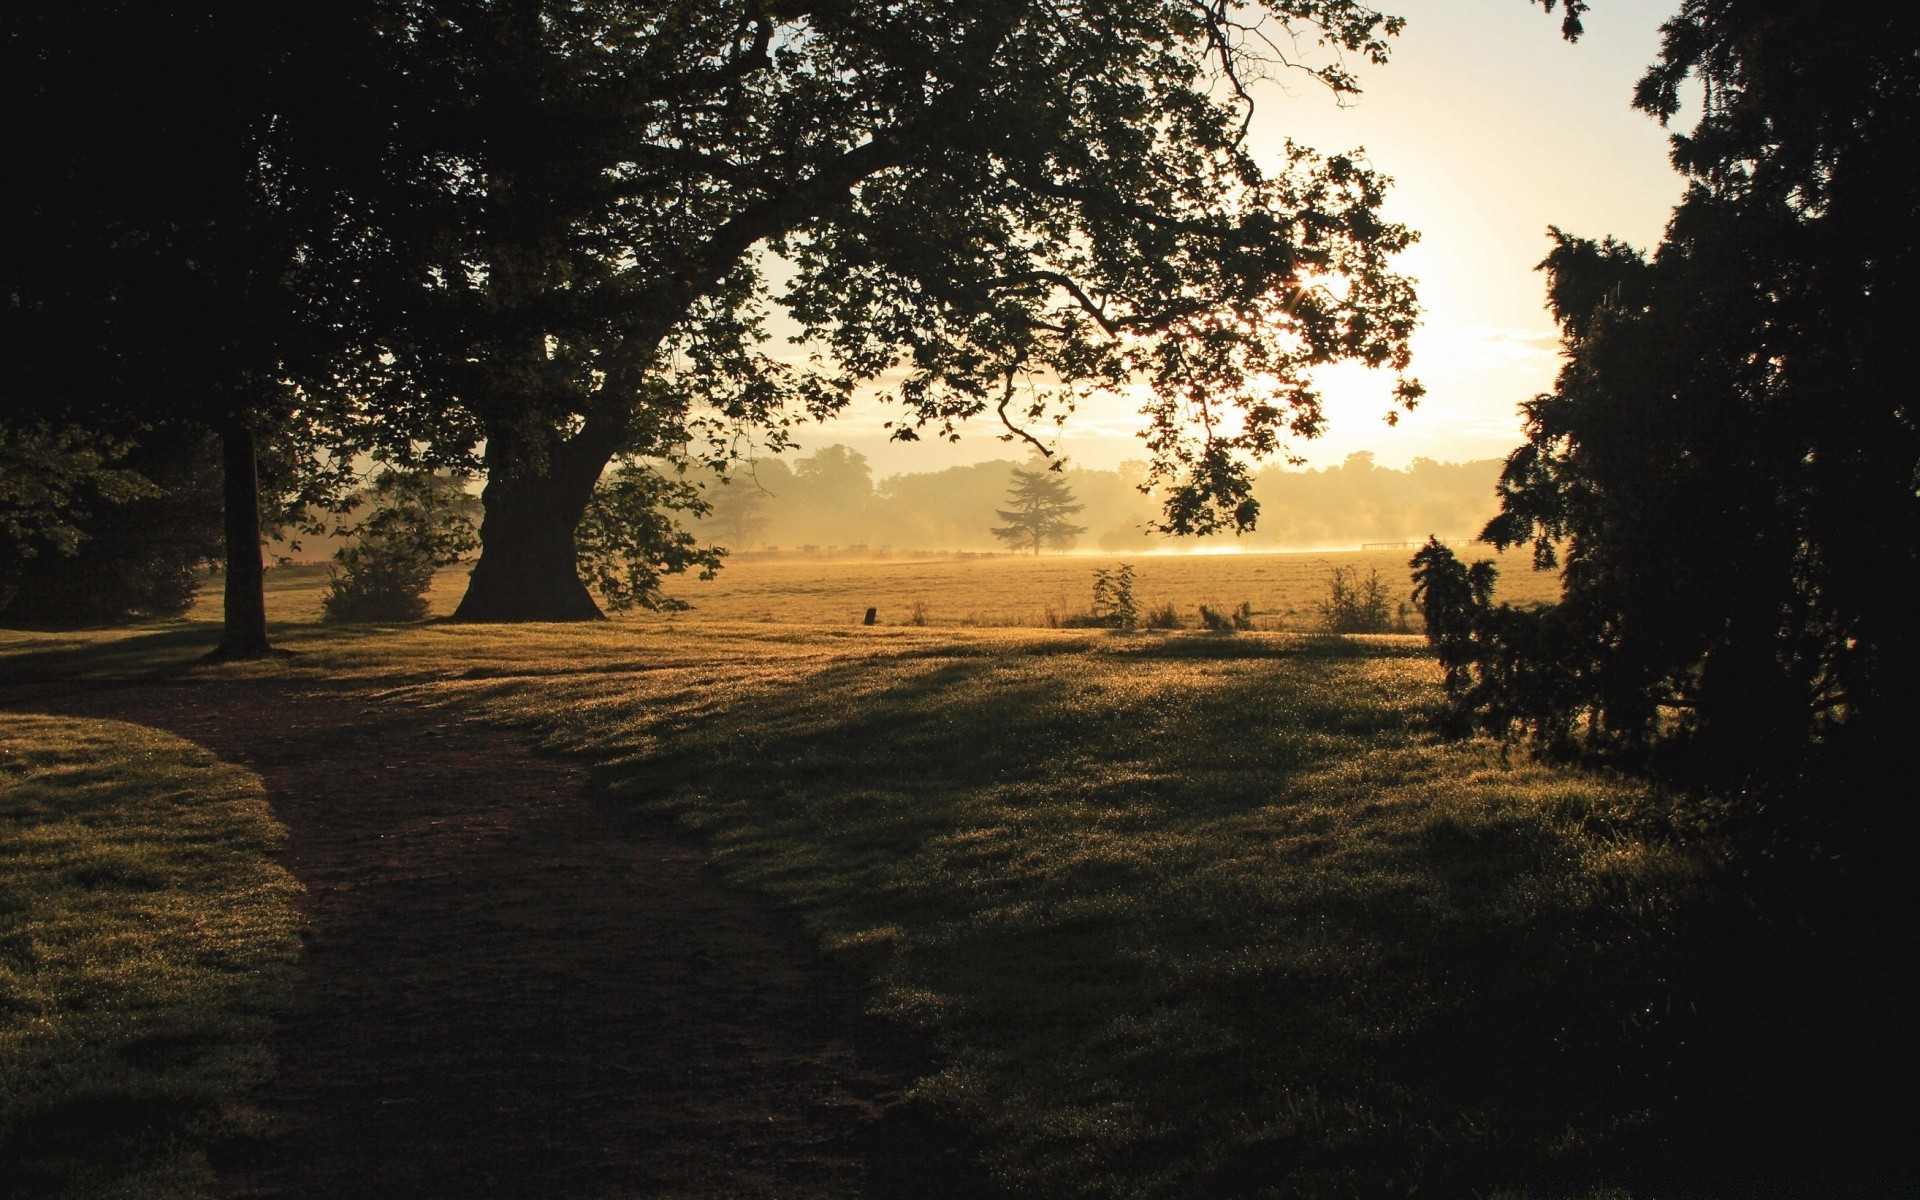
(209, 417, 273, 659)
(451, 467, 605, 623)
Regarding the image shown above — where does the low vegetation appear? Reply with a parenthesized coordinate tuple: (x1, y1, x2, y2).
(355, 625, 1705, 1196)
(4, 556, 1892, 1194)
(0, 714, 302, 1199)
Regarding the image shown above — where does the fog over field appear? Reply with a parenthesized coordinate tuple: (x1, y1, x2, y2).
(683, 448, 1504, 556)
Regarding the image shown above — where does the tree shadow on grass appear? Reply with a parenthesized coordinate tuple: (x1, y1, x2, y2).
(0, 623, 226, 689)
(589, 645, 1907, 1197)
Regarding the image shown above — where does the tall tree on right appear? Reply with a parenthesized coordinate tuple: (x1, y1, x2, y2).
(993, 466, 1088, 555)
(1442, 3, 1920, 795)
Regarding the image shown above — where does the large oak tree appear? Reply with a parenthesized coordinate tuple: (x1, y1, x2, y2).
(364, 0, 1424, 621)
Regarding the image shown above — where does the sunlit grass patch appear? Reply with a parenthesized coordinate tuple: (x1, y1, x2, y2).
(0, 715, 302, 1200)
(0, 619, 1761, 1195)
(291, 623, 1711, 1196)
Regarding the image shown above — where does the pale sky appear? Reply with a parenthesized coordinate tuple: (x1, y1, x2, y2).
(785, 0, 1689, 476)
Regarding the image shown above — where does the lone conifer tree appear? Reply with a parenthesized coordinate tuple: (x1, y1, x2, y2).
(992, 467, 1087, 556)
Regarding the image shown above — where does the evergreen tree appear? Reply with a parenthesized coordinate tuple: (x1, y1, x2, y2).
(1437, 4, 1920, 800)
(992, 467, 1087, 555)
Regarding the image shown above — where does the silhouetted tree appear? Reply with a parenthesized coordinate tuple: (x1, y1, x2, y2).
(0, 426, 222, 626)
(1442, 4, 1920, 797)
(4, 4, 403, 655)
(357, 0, 1422, 620)
(701, 477, 773, 550)
(992, 466, 1088, 555)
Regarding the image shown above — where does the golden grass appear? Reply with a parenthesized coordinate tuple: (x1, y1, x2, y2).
(0, 596, 1729, 1195)
(0, 615, 1706, 1195)
(186, 544, 1562, 630)
(660, 546, 1561, 629)
(0, 714, 302, 1199)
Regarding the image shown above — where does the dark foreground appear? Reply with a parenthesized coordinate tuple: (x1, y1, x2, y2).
(7, 673, 999, 1199)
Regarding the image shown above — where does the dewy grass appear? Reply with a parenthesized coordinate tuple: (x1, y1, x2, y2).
(0, 714, 302, 1200)
(205, 621, 1706, 1198)
(0, 611, 1739, 1196)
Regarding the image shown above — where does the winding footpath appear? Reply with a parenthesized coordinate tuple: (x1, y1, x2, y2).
(5, 673, 997, 1199)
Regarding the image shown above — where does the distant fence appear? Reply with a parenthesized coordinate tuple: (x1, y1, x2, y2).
(1359, 538, 1463, 551)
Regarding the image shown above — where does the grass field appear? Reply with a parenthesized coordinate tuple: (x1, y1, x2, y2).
(0, 714, 302, 1200)
(8, 555, 1894, 1196)
(209, 544, 1563, 630)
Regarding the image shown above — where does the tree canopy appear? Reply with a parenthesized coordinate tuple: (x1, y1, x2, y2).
(4, 3, 404, 653)
(1421, 3, 1920, 802)
(348, 0, 1423, 619)
(9, 1, 1424, 630)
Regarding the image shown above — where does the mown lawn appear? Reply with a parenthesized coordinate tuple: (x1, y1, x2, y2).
(376, 626, 1705, 1196)
(2, 613, 1899, 1196)
(0, 713, 302, 1200)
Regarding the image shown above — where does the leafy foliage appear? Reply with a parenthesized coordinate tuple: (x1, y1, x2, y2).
(991, 465, 1088, 555)
(1091, 563, 1139, 629)
(345, 0, 1425, 618)
(1318, 564, 1392, 633)
(1409, 539, 1600, 749)
(575, 463, 724, 613)
(321, 472, 479, 623)
(0, 425, 160, 612)
(0, 425, 154, 566)
(1448, 5, 1920, 793)
(0, 426, 222, 626)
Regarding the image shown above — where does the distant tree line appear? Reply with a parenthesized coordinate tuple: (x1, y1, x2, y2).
(687, 447, 1501, 554)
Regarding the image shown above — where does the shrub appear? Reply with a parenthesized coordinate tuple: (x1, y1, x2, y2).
(321, 540, 437, 622)
(1199, 601, 1256, 632)
(1091, 564, 1138, 629)
(1144, 602, 1182, 630)
(320, 471, 477, 624)
(1319, 566, 1393, 634)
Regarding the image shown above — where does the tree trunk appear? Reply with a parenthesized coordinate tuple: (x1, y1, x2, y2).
(451, 465, 605, 622)
(209, 417, 273, 659)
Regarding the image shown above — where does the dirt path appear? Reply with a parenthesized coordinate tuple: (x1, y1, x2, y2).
(8, 675, 998, 1199)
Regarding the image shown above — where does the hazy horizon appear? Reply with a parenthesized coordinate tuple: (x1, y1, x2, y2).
(757, 0, 1687, 479)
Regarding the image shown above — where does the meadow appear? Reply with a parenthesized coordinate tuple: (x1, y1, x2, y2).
(4, 555, 1890, 1197)
(210, 544, 1563, 629)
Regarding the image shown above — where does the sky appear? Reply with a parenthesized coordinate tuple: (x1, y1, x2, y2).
(780, 0, 1690, 477)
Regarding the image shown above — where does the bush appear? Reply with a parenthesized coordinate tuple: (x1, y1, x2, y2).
(320, 471, 477, 624)
(321, 540, 437, 622)
(1198, 602, 1255, 632)
(0, 426, 220, 626)
(1091, 564, 1138, 629)
(1319, 566, 1392, 634)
